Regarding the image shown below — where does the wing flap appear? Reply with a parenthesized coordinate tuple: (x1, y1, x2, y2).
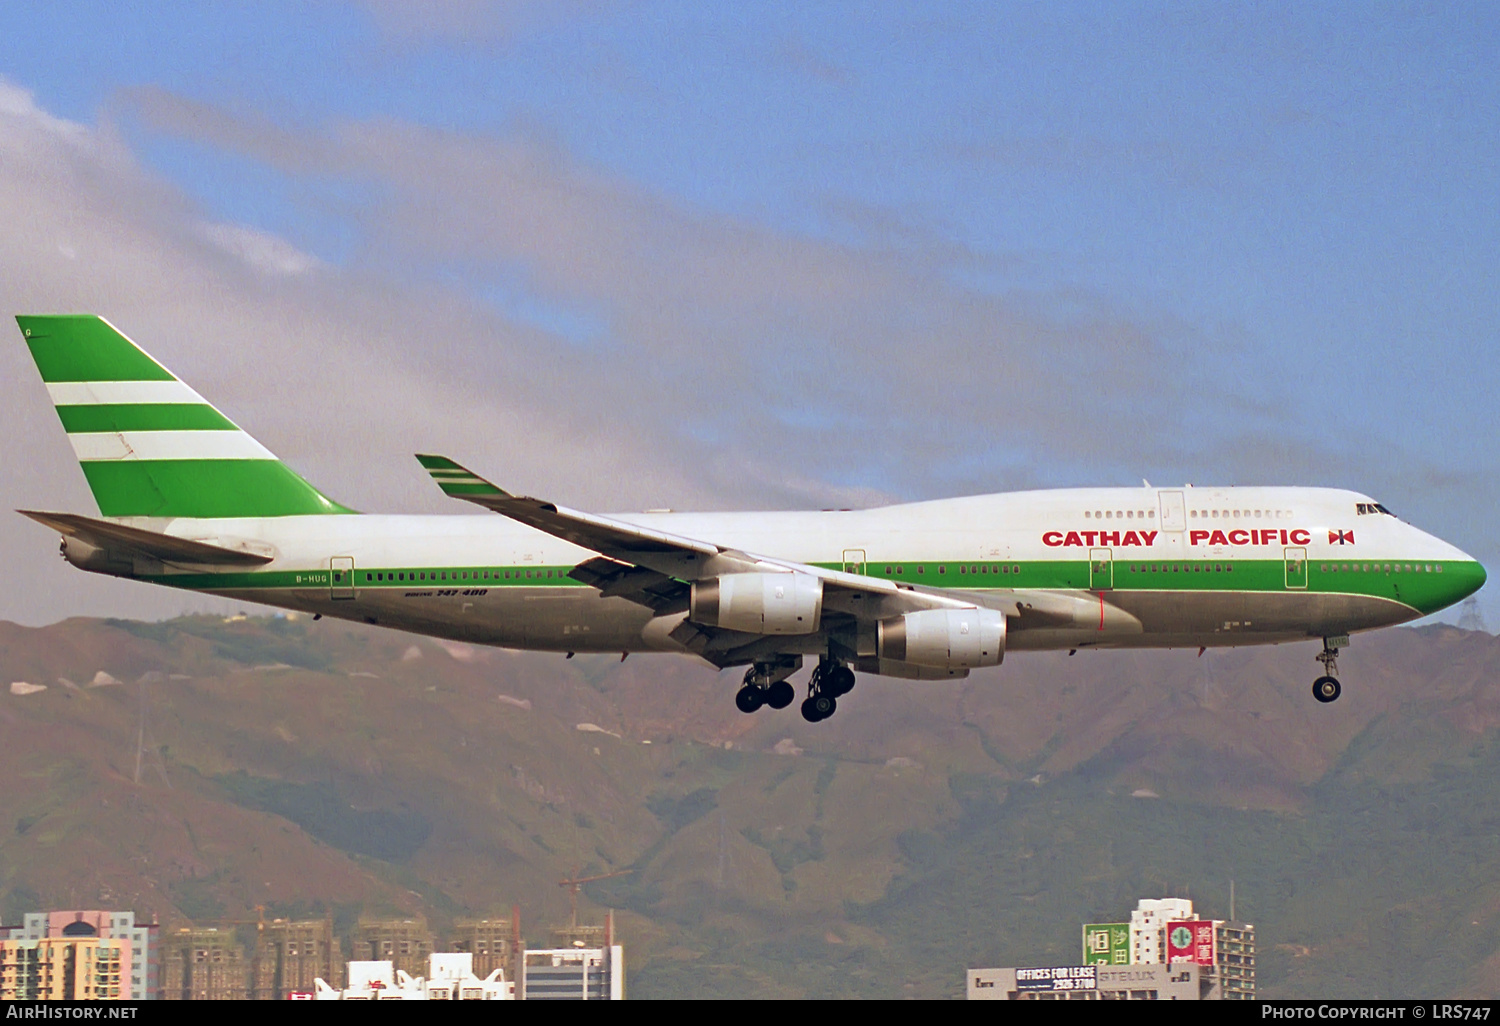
(569, 556, 690, 615)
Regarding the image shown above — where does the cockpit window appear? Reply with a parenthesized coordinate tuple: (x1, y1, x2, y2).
(1356, 502, 1397, 517)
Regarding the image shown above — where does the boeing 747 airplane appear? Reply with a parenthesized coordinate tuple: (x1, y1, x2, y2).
(15, 316, 1486, 721)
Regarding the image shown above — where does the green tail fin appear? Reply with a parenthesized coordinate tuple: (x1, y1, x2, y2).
(17, 315, 354, 518)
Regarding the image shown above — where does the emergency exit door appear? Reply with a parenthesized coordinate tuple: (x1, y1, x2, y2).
(1284, 547, 1308, 590)
(1089, 548, 1113, 590)
(330, 556, 355, 600)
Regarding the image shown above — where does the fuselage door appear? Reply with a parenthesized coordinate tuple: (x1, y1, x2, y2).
(331, 556, 355, 600)
(1089, 548, 1113, 590)
(1159, 490, 1186, 532)
(842, 548, 867, 576)
(1284, 547, 1308, 590)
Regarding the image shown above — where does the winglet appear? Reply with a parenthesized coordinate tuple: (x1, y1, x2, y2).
(415, 454, 511, 500)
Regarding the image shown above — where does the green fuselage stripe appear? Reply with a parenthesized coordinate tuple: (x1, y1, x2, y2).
(134, 557, 1484, 618)
(56, 403, 237, 433)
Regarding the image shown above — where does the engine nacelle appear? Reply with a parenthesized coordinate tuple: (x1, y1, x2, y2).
(877, 608, 1006, 669)
(690, 572, 823, 635)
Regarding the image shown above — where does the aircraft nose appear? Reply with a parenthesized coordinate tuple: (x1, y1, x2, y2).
(1442, 554, 1486, 608)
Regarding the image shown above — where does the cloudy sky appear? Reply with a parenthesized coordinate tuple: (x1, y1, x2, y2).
(0, 2, 1494, 626)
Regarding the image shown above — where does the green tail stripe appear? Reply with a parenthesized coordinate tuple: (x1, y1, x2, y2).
(81, 460, 355, 518)
(438, 482, 506, 496)
(18, 314, 355, 518)
(414, 453, 510, 499)
(56, 403, 238, 433)
(18, 315, 175, 383)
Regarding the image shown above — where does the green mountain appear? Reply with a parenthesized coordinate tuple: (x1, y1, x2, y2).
(1, 614, 1497, 998)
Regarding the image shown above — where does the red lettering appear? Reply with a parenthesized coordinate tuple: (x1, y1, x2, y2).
(1190, 530, 1209, 545)
(1082, 531, 1099, 545)
(1121, 531, 1141, 546)
(1209, 530, 1229, 546)
(1140, 530, 1158, 545)
(1100, 531, 1120, 546)
(1063, 531, 1083, 547)
(1280, 529, 1288, 545)
(1043, 531, 1064, 546)
(1290, 529, 1311, 545)
(1228, 529, 1250, 545)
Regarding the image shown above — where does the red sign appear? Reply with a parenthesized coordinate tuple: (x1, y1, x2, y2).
(1166, 920, 1215, 966)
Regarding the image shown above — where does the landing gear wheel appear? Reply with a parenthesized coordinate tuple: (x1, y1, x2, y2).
(735, 686, 766, 714)
(827, 666, 855, 697)
(766, 680, 795, 710)
(801, 693, 836, 722)
(1312, 676, 1341, 704)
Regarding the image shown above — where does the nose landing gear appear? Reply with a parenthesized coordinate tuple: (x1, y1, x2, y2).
(1312, 637, 1344, 703)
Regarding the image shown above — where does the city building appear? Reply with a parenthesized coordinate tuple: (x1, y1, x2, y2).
(259, 918, 342, 999)
(161, 927, 251, 1001)
(5, 910, 155, 1000)
(968, 963, 1209, 1000)
(450, 915, 519, 984)
(0, 937, 128, 1000)
(352, 918, 433, 981)
(1130, 898, 1195, 964)
(521, 946, 624, 1000)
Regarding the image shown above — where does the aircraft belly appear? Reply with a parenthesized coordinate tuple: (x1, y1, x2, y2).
(208, 587, 654, 652)
(1098, 590, 1417, 646)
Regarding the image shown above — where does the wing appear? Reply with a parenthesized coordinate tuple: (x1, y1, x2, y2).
(415, 455, 1139, 666)
(415, 455, 974, 613)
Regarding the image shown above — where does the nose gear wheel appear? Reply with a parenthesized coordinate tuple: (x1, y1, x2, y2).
(1312, 638, 1343, 704)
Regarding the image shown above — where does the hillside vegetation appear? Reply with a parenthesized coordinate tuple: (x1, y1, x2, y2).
(1, 614, 1497, 998)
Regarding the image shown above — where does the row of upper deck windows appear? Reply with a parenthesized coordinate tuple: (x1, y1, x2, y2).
(1083, 508, 1298, 520)
(1191, 509, 1294, 519)
(1083, 509, 1154, 519)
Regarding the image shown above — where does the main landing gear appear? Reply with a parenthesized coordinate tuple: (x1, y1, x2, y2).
(1313, 637, 1343, 704)
(732, 656, 857, 722)
(735, 657, 799, 714)
(800, 658, 855, 723)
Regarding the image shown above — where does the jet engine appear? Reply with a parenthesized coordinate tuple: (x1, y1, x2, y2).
(690, 572, 823, 635)
(877, 608, 1006, 669)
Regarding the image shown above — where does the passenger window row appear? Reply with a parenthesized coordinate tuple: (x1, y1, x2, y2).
(1083, 510, 1155, 519)
(1127, 563, 1235, 573)
(883, 564, 1023, 576)
(360, 568, 565, 583)
(1321, 563, 1441, 574)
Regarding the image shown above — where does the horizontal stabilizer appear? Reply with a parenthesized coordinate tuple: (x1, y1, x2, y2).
(18, 510, 273, 566)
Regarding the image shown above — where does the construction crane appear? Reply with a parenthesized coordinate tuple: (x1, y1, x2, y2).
(557, 868, 633, 929)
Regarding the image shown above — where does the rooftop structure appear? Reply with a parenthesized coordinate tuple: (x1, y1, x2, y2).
(314, 952, 513, 1000)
